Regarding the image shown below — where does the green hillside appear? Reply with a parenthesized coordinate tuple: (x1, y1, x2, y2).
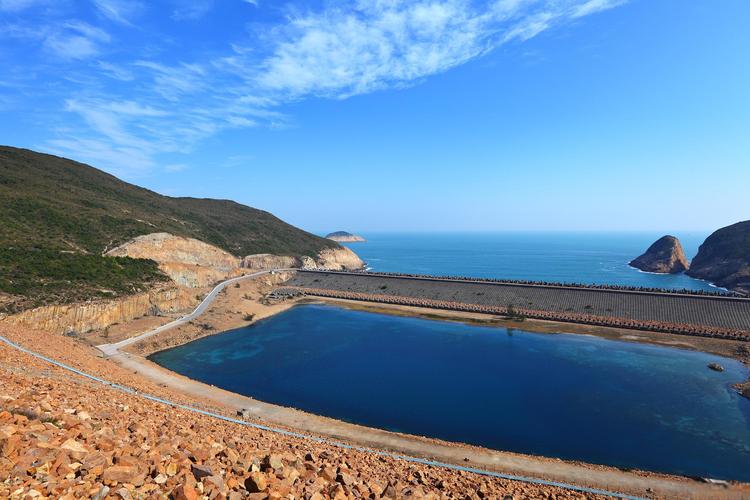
(0, 146, 338, 312)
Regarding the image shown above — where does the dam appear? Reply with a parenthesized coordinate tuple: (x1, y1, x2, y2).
(281, 270, 750, 339)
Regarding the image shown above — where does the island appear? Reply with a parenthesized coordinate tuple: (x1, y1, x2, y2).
(326, 231, 366, 242)
(630, 235, 689, 274)
(688, 220, 750, 295)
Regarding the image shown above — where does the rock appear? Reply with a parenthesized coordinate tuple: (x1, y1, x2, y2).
(107, 232, 240, 288)
(629, 236, 689, 274)
(325, 231, 366, 243)
(242, 246, 365, 271)
(191, 463, 214, 480)
(173, 483, 199, 500)
(263, 453, 284, 472)
(102, 465, 143, 486)
(244, 472, 267, 492)
(687, 221, 750, 294)
(237, 408, 252, 419)
(708, 363, 725, 372)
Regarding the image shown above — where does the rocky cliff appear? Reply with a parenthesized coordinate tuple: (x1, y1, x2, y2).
(107, 233, 241, 287)
(630, 235, 689, 274)
(4, 285, 196, 335)
(687, 221, 750, 294)
(242, 247, 365, 271)
(326, 231, 366, 242)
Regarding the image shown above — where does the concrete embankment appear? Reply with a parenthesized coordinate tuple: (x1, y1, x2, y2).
(284, 271, 750, 339)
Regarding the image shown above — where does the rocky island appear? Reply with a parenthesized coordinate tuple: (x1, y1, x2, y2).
(688, 220, 750, 295)
(630, 235, 689, 274)
(325, 231, 366, 242)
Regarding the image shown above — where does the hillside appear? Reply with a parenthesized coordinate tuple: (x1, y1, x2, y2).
(687, 220, 750, 294)
(0, 146, 339, 312)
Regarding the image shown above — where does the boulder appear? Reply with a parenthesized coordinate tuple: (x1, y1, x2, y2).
(630, 235, 689, 274)
(687, 221, 750, 294)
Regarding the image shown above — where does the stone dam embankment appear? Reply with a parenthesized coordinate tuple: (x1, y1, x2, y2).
(284, 271, 750, 338)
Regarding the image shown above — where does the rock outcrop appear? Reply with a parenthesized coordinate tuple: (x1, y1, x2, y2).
(242, 247, 364, 271)
(4, 286, 196, 335)
(629, 235, 689, 274)
(687, 221, 750, 294)
(107, 233, 241, 287)
(326, 231, 366, 242)
(314, 247, 365, 270)
(241, 254, 301, 270)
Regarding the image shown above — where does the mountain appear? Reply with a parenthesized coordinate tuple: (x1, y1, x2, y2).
(629, 235, 689, 274)
(687, 221, 750, 295)
(326, 231, 366, 242)
(0, 146, 341, 311)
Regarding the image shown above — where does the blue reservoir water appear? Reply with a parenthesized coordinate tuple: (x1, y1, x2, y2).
(150, 304, 750, 481)
(339, 232, 720, 291)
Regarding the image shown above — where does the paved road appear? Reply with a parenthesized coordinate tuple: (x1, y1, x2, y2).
(97, 269, 290, 356)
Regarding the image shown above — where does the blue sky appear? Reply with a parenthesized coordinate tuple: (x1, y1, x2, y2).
(1, 0, 748, 233)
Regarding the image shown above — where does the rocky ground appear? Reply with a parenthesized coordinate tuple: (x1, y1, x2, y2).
(0, 323, 605, 499)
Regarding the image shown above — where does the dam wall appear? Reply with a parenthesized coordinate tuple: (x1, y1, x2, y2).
(284, 271, 750, 339)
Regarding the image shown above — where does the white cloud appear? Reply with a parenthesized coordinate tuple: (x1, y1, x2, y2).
(252, 0, 625, 100)
(22, 0, 628, 175)
(571, 0, 626, 18)
(91, 0, 144, 25)
(43, 21, 110, 59)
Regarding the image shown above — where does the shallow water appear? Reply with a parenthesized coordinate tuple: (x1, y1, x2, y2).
(150, 304, 750, 481)
(340, 232, 720, 291)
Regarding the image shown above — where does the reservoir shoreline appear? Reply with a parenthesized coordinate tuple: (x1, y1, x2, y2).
(92, 272, 750, 497)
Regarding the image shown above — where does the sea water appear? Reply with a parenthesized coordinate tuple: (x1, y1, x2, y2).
(338, 232, 719, 291)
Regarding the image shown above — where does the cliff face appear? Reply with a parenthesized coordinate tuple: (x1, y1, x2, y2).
(687, 221, 750, 294)
(242, 247, 365, 271)
(630, 236, 689, 274)
(107, 233, 241, 287)
(315, 247, 365, 270)
(4, 286, 197, 335)
(241, 254, 301, 270)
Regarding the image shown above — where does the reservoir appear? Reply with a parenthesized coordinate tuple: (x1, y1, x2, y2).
(150, 304, 750, 481)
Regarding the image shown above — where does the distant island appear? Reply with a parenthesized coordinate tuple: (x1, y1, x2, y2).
(326, 231, 366, 242)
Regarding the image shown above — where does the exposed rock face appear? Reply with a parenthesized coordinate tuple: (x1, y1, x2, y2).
(4, 286, 196, 335)
(315, 247, 365, 270)
(241, 254, 301, 270)
(326, 231, 366, 242)
(107, 233, 241, 287)
(687, 221, 750, 294)
(629, 236, 689, 274)
(242, 247, 364, 271)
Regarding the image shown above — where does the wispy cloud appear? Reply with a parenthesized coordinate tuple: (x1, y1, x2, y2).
(91, 0, 144, 25)
(1, 0, 629, 175)
(171, 0, 214, 21)
(571, 0, 626, 19)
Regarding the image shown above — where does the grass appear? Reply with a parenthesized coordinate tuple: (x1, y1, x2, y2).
(0, 247, 167, 313)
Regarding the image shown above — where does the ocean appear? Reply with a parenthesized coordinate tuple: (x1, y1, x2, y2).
(337, 231, 720, 291)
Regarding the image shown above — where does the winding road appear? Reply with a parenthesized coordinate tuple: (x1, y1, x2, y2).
(97, 269, 288, 356)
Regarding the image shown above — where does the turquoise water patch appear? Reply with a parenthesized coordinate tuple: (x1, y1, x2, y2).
(150, 304, 750, 480)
